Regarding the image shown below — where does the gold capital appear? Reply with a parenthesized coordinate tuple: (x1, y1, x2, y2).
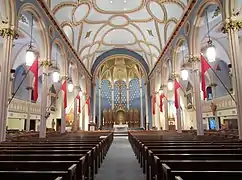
(221, 19, 242, 33)
(188, 56, 200, 63)
(0, 28, 19, 39)
(40, 60, 52, 67)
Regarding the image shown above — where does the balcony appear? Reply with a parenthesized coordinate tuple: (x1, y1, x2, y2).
(8, 98, 41, 115)
(202, 95, 236, 113)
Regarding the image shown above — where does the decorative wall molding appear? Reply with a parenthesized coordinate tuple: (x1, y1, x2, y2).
(8, 98, 41, 115)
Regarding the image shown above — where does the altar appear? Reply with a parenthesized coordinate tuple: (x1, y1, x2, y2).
(113, 124, 129, 132)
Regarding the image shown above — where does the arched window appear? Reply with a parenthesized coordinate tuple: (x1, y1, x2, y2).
(206, 86, 212, 100)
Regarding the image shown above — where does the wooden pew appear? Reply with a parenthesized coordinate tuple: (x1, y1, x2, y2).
(0, 163, 76, 180)
(0, 131, 113, 180)
(154, 158, 242, 180)
(162, 163, 242, 180)
(0, 159, 84, 180)
(128, 131, 242, 180)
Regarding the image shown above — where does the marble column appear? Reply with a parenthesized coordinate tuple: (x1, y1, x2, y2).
(73, 86, 80, 131)
(98, 83, 101, 128)
(111, 83, 114, 109)
(0, 27, 15, 142)
(225, 19, 242, 138)
(39, 63, 50, 138)
(60, 77, 67, 134)
(151, 93, 156, 128)
(92, 83, 96, 123)
(82, 93, 86, 130)
(140, 82, 144, 128)
(163, 85, 169, 130)
(26, 86, 32, 132)
(156, 92, 160, 130)
(126, 81, 129, 109)
(190, 57, 204, 135)
(174, 76, 182, 133)
(145, 82, 149, 129)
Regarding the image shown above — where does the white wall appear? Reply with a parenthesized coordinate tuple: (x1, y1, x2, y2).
(7, 118, 25, 130)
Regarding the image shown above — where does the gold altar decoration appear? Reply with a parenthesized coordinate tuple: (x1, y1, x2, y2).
(102, 107, 140, 128)
(65, 108, 74, 127)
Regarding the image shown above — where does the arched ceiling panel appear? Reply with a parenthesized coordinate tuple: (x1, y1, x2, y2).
(49, 0, 188, 72)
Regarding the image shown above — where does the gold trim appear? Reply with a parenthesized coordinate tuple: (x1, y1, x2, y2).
(0, 28, 19, 39)
(188, 56, 200, 63)
(40, 60, 52, 67)
(221, 19, 242, 33)
(72, 2, 91, 26)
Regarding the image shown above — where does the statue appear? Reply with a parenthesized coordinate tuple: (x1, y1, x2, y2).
(210, 102, 217, 116)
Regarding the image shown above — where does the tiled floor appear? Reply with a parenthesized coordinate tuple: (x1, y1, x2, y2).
(95, 136, 146, 180)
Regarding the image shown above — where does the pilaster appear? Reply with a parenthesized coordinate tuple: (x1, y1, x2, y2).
(73, 86, 80, 131)
(172, 73, 182, 133)
(39, 59, 51, 138)
(189, 56, 204, 135)
(161, 84, 169, 130)
(139, 79, 144, 128)
(222, 13, 242, 138)
(0, 25, 17, 141)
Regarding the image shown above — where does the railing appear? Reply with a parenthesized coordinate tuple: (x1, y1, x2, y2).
(202, 95, 236, 113)
(8, 98, 41, 115)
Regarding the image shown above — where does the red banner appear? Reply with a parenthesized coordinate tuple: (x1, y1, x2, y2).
(174, 80, 181, 109)
(201, 55, 211, 100)
(29, 58, 38, 101)
(61, 81, 67, 109)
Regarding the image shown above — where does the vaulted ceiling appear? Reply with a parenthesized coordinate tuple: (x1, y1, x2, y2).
(45, 0, 189, 72)
(97, 56, 143, 81)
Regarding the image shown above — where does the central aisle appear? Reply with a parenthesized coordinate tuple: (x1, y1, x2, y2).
(95, 136, 146, 180)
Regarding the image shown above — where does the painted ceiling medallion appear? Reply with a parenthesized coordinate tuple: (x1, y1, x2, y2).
(94, 0, 143, 13)
(72, 3, 90, 25)
(109, 15, 129, 27)
(147, 1, 165, 22)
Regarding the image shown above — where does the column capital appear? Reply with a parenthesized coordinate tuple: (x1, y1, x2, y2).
(26, 86, 33, 91)
(221, 16, 242, 33)
(40, 60, 52, 67)
(74, 86, 81, 91)
(60, 75, 69, 81)
(171, 72, 179, 80)
(188, 56, 200, 63)
(160, 84, 167, 89)
(0, 25, 19, 39)
(155, 91, 159, 94)
(209, 83, 218, 87)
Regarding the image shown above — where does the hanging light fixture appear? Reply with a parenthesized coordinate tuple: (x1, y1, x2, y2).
(180, 45, 189, 81)
(167, 78, 173, 91)
(52, 49, 60, 83)
(68, 79, 74, 92)
(205, 8, 216, 62)
(52, 71, 60, 83)
(25, 14, 35, 66)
